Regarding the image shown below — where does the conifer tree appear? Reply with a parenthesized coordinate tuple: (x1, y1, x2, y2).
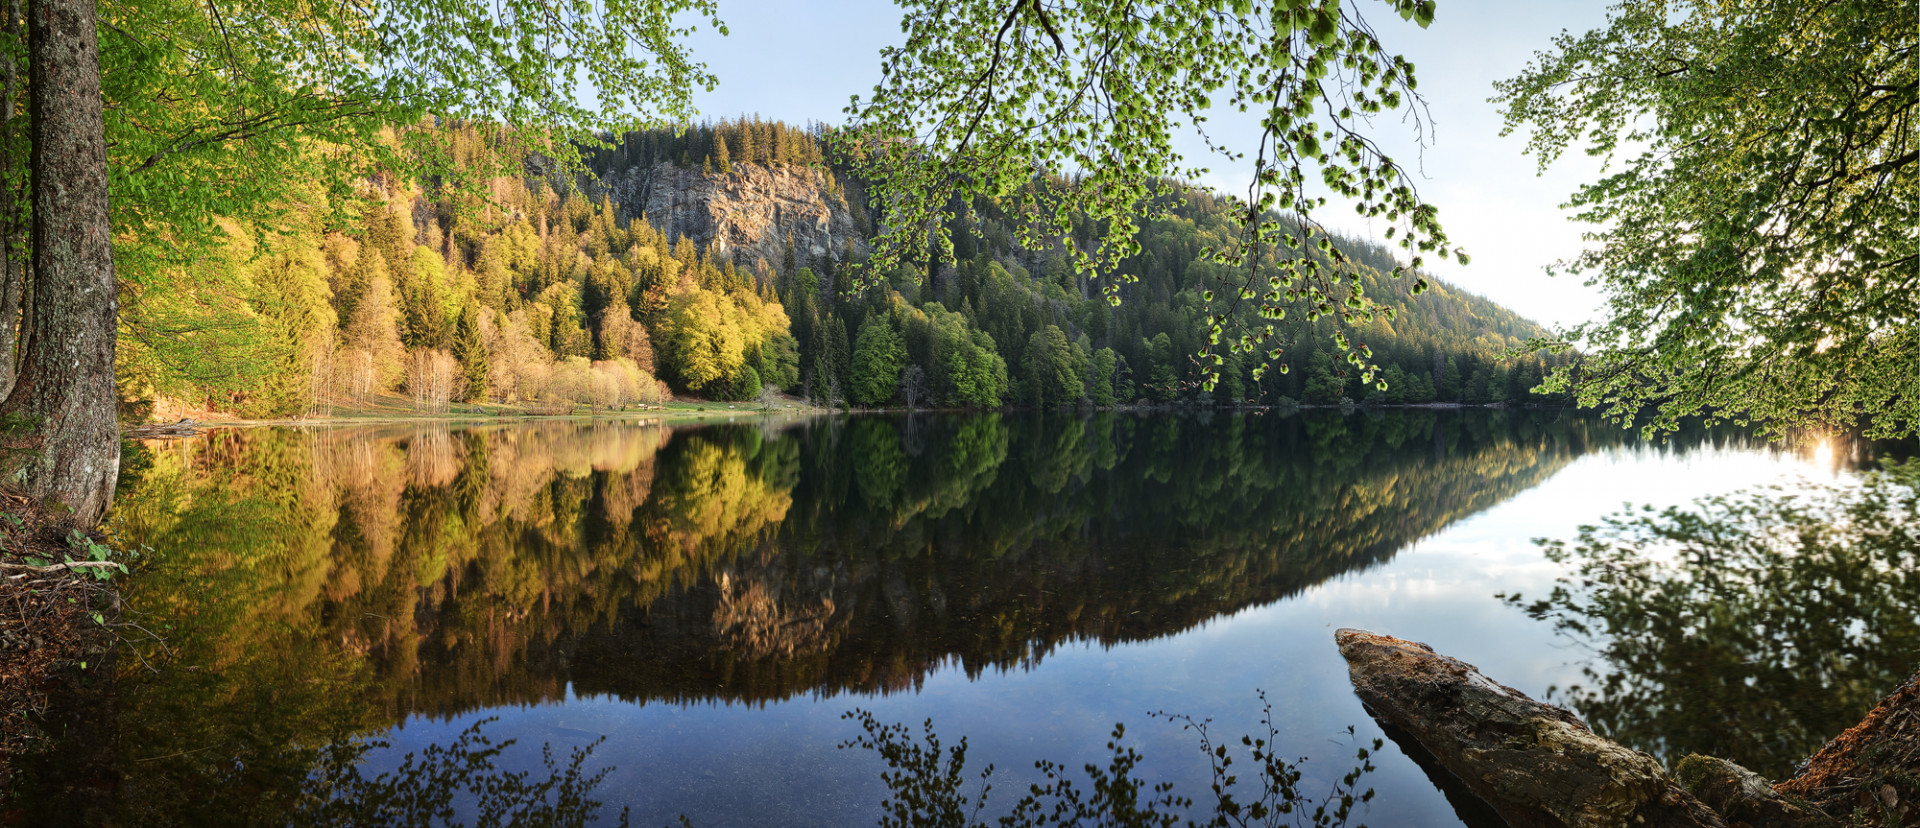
(827, 316, 852, 402)
(1090, 347, 1117, 407)
(453, 300, 489, 402)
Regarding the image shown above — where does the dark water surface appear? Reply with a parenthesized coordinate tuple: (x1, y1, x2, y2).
(13, 410, 1913, 826)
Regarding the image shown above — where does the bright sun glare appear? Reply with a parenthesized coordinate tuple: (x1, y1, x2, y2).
(1811, 438, 1835, 469)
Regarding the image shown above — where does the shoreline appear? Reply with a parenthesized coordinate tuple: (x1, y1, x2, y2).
(124, 400, 833, 436)
(122, 399, 1572, 436)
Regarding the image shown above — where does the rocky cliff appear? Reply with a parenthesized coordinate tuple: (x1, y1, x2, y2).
(595, 161, 867, 274)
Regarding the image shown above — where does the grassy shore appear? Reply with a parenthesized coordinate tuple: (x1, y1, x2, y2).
(133, 392, 830, 432)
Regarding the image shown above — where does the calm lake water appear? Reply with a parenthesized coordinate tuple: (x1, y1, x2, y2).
(14, 410, 1915, 826)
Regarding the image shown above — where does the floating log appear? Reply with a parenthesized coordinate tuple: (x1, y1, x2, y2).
(123, 418, 199, 439)
(1334, 628, 1727, 828)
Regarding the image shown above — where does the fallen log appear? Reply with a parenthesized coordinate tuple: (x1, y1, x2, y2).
(123, 418, 199, 439)
(1671, 755, 1840, 828)
(1335, 628, 1727, 828)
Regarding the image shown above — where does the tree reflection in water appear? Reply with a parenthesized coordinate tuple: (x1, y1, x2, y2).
(300, 718, 627, 828)
(840, 692, 1382, 828)
(1506, 460, 1920, 779)
(41, 411, 1783, 824)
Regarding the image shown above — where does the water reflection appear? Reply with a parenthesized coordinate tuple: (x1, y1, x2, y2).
(302, 718, 627, 828)
(1507, 460, 1920, 779)
(28, 411, 1855, 824)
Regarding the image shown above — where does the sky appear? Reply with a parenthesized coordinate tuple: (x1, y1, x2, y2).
(672, 0, 1622, 330)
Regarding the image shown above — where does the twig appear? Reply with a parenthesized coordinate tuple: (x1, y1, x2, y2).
(0, 560, 122, 573)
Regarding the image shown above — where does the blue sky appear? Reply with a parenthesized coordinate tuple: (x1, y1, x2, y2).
(673, 0, 1621, 330)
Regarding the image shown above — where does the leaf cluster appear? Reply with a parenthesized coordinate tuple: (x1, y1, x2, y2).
(1496, 0, 1918, 438)
(840, 0, 1464, 394)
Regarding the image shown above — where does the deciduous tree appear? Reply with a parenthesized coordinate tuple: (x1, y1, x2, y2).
(1498, 0, 1917, 438)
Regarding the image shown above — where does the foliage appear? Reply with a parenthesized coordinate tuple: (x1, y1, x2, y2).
(841, 0, 1464, 393)
(839, 695, 1380, 828)
(850, 315, 908, 406)
(1496, 0, 1918, 439)
(117, 117, 1563, 416)
(71, 0, 725, 422)
(94, 0, 719, 267)
(1505, 460, 1920, 778)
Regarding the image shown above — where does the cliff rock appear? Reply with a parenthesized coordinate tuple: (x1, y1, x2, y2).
(597, 161, 867, 274)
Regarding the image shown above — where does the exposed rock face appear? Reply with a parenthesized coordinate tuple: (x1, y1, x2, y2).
(597, 161, 867, 275)
(1334, 628, 1728, 828)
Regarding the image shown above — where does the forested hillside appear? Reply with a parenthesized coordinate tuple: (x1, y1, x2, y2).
(124, 119, 1571, 417)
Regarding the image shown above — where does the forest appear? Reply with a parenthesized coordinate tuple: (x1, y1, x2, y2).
(0, 0, 1908, 825)
(124, 119, 1572, 419)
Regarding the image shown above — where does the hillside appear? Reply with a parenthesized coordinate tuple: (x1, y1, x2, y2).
(118, 119, 1572, 417)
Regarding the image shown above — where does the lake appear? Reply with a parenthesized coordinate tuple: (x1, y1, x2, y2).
(13, 410, 1914, 826)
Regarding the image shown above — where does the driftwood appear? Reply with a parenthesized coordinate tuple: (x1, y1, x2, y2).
(1335, 628, 1727, 828)
(1334, 628, 1880, 828)
(1672, 755, 1840, 828)
(123, 418, 199, 439)
(0, 559, 120, 575)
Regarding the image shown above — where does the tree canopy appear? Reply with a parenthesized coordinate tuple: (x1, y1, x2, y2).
(1496, 0, 1917, 439)
(97, 0, 723, 309)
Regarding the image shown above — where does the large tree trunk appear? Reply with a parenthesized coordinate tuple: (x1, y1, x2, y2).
(4, 0, 116, 524)
(0, 0, 28, 400)
(1773, 670, 1918, 826)
(1335, 628, 1854, 828)
(1335, 628, 1728, 828)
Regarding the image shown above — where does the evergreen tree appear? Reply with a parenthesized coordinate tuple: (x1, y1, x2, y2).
(828, 316, 852, 400)
(453, 300, 489, 402)
(731, 365, 761, 401)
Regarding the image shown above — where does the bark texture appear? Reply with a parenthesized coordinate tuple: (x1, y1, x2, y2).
(1773, 669, 1919, 827)
(6, 0, 117, 523)
(1671, 755, 1840, 828)
(1334, 628, 1727, 828)
(0, 0, 25, 400)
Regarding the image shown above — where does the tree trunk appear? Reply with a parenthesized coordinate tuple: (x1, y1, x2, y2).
(4, 0, 117, 524)
(0, 0, 26, 400)
(1772, 670, 1918, 826)
(1672, 755, 1840, 828)
(1334, 628, 1728, 828)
